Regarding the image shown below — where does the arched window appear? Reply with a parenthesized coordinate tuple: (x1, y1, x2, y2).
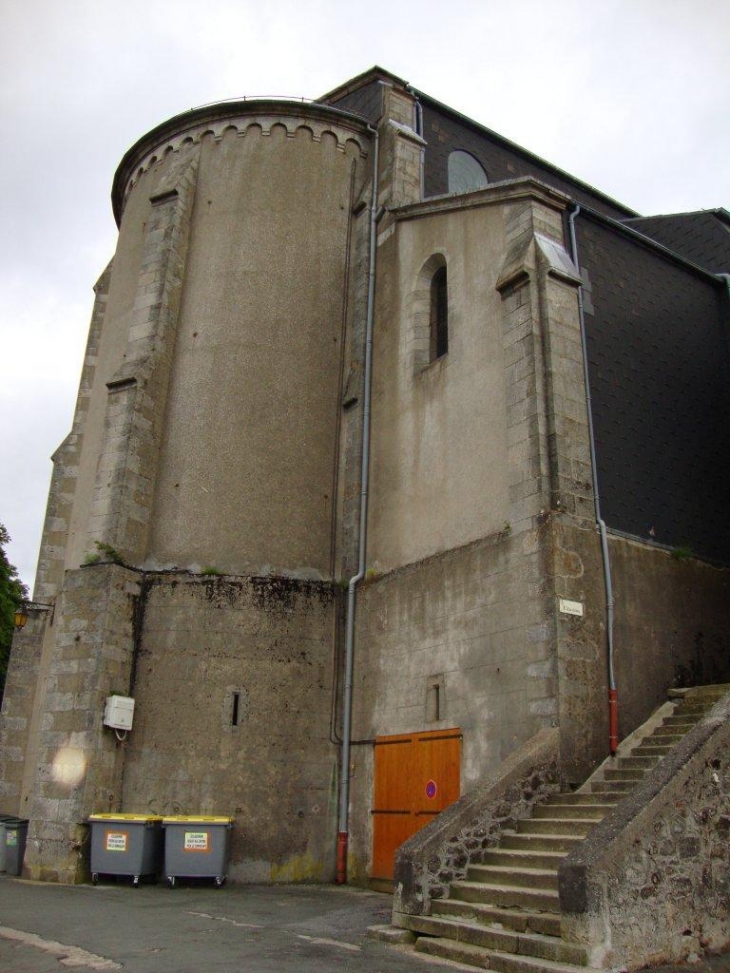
(430, 265, 448, 361)
(448, 150, 488, 194)
(409, 254, 450, 374)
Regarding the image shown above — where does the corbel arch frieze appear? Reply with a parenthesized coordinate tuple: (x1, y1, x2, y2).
(120, 114, 369, 209)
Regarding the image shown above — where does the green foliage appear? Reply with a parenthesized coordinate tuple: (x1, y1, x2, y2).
(202, 566, 223, 576)
(0, 522, 29, 701)
(83, 541, 127, 567)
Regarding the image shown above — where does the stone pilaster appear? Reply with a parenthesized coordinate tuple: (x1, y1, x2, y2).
(496, 196, 608, 783)
(377, 85, 423, 211)
(86, 155, 199, 564)
(35, 261, 113, 602)
(22, 563, 140, 883)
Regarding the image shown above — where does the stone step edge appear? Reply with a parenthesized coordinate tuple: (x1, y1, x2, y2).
(429, 900, 562, 936)
(415, 935, 601, 973)
(403, 912, 588, 965)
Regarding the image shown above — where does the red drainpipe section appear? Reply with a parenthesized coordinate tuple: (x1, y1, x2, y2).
(336, 832, 348, 885)
(609, 688, 619, 755)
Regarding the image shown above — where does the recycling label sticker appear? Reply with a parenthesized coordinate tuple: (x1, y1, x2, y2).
(183, 831, 210, 852)
(105, 831, 128, 852)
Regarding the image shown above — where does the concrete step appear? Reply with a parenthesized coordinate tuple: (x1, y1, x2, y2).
(617, 755, 660, 770)
(604, 767, 646, 782)
(545, 792, 621, 806)
(449, 879, 559, 913)
(676, 701, 718, 715)
(517, 817, 597, 836)
(589, 780, 632, 795)
(533, 802, 610, 819)
(651, 725, 688, 737)
(466, 864, 558, 890)
(500, 833, 584, 854)
(482, 848, 567, 870)
(405, 913, 588, 965)
(662, 714, 702, 727)
(415, 935, 599, 973)
(631, 745, 672, 760)
(433, 898, 562, 937)
(685, 685, 730, 701)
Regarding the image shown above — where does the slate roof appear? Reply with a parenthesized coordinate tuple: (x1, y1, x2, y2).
(623, 210, 730, 275)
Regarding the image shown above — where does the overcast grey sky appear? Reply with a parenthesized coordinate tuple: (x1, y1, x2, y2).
(1, 0, 728, 589)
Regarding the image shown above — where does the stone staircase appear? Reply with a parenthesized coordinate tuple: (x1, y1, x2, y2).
(395, 684, 728, 972)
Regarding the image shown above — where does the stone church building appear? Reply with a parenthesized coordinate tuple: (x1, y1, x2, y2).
(2, 66, 728, 967)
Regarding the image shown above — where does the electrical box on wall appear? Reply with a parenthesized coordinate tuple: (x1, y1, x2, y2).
(103, 695, 135, 731)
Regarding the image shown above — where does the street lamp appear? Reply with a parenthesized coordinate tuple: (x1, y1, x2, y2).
(13, 605, 28, 629)
(13, 600, 54, 629)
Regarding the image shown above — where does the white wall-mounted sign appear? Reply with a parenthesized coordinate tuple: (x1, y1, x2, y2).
(559, 599, 584, 617)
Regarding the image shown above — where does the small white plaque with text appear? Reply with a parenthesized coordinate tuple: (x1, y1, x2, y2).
(559, 599, 584, 617)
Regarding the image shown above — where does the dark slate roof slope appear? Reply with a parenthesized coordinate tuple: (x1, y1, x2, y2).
(320, 66, 639, 221)
(623, 210, 730, 275)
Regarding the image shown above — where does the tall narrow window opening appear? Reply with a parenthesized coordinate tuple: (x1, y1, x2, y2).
(430, 265, 448, 361)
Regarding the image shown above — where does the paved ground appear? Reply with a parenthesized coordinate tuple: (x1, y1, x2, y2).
(0, 874, 728, 973)
(0, 875, 431, 973)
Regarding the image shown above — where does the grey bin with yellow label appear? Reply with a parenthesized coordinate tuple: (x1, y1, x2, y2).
(88, 814, 163, 886)
(161, 816, 233, 888)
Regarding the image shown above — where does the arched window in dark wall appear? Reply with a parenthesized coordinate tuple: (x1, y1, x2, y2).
(448, 150, 488, 194)
(430, 265, 448, 361)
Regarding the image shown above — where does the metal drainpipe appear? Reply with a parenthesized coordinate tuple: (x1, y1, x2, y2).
(568, 205, 618, 754)
(336, 127, 381, 884)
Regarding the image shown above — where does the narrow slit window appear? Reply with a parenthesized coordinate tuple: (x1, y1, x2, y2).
(430, 265, 448, 361)
(231, 692, 240, 727)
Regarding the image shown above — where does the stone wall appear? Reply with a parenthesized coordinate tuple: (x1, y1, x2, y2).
(23, 563, 140, 883)
(0, 613, 46, 814)
(121, 572, 339, 883)
(609, 535, 730, 737)
(346, 528, 559, 881)
(559, 693, 730, 968)
(393, 728, 559, 917)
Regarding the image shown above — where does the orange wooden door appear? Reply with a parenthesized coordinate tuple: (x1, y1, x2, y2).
(371, 728, 461, 882)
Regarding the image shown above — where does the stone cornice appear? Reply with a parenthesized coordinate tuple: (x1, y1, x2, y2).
(392, 177, 572, 222)
(112, 99, 372, 226)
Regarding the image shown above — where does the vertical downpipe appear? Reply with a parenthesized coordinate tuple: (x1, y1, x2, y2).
(568, 206, 618, 754)
(337, 128, 380, 883)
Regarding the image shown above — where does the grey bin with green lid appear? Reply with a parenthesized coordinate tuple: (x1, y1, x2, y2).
(88, 814, 163, 886)
(162, 816, 233, 887)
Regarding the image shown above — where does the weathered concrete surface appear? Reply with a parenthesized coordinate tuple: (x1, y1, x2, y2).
(392, 727, 559, 917)
(346, 528, 559, 883)
(0, 612, 46, 815)
(121, 573, 339, 883)
(22, 563, 141, 883)
(0, 880, 421, 973)
(559, 691, 730, 968)
(609, 536, 730, 737)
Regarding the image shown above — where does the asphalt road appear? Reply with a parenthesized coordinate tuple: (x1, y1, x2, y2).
(0, 875, 436, 973)
(1, 874, 728, 973)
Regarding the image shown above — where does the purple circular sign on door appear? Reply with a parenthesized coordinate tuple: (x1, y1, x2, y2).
(425, 780, 437, 800)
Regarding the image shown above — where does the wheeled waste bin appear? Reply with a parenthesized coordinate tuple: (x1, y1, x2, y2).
(88, 814, 163, 886)
(3, 818, 29, 876)
(162, 816, 233, 887)
(0, 814, 16, 872)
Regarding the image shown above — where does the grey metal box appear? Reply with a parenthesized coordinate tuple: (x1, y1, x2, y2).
(88, 814, 163, 886)
(162, 816, 233, 887)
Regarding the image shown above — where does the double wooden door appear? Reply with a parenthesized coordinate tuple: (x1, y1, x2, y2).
(371, 727, 461, 882)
